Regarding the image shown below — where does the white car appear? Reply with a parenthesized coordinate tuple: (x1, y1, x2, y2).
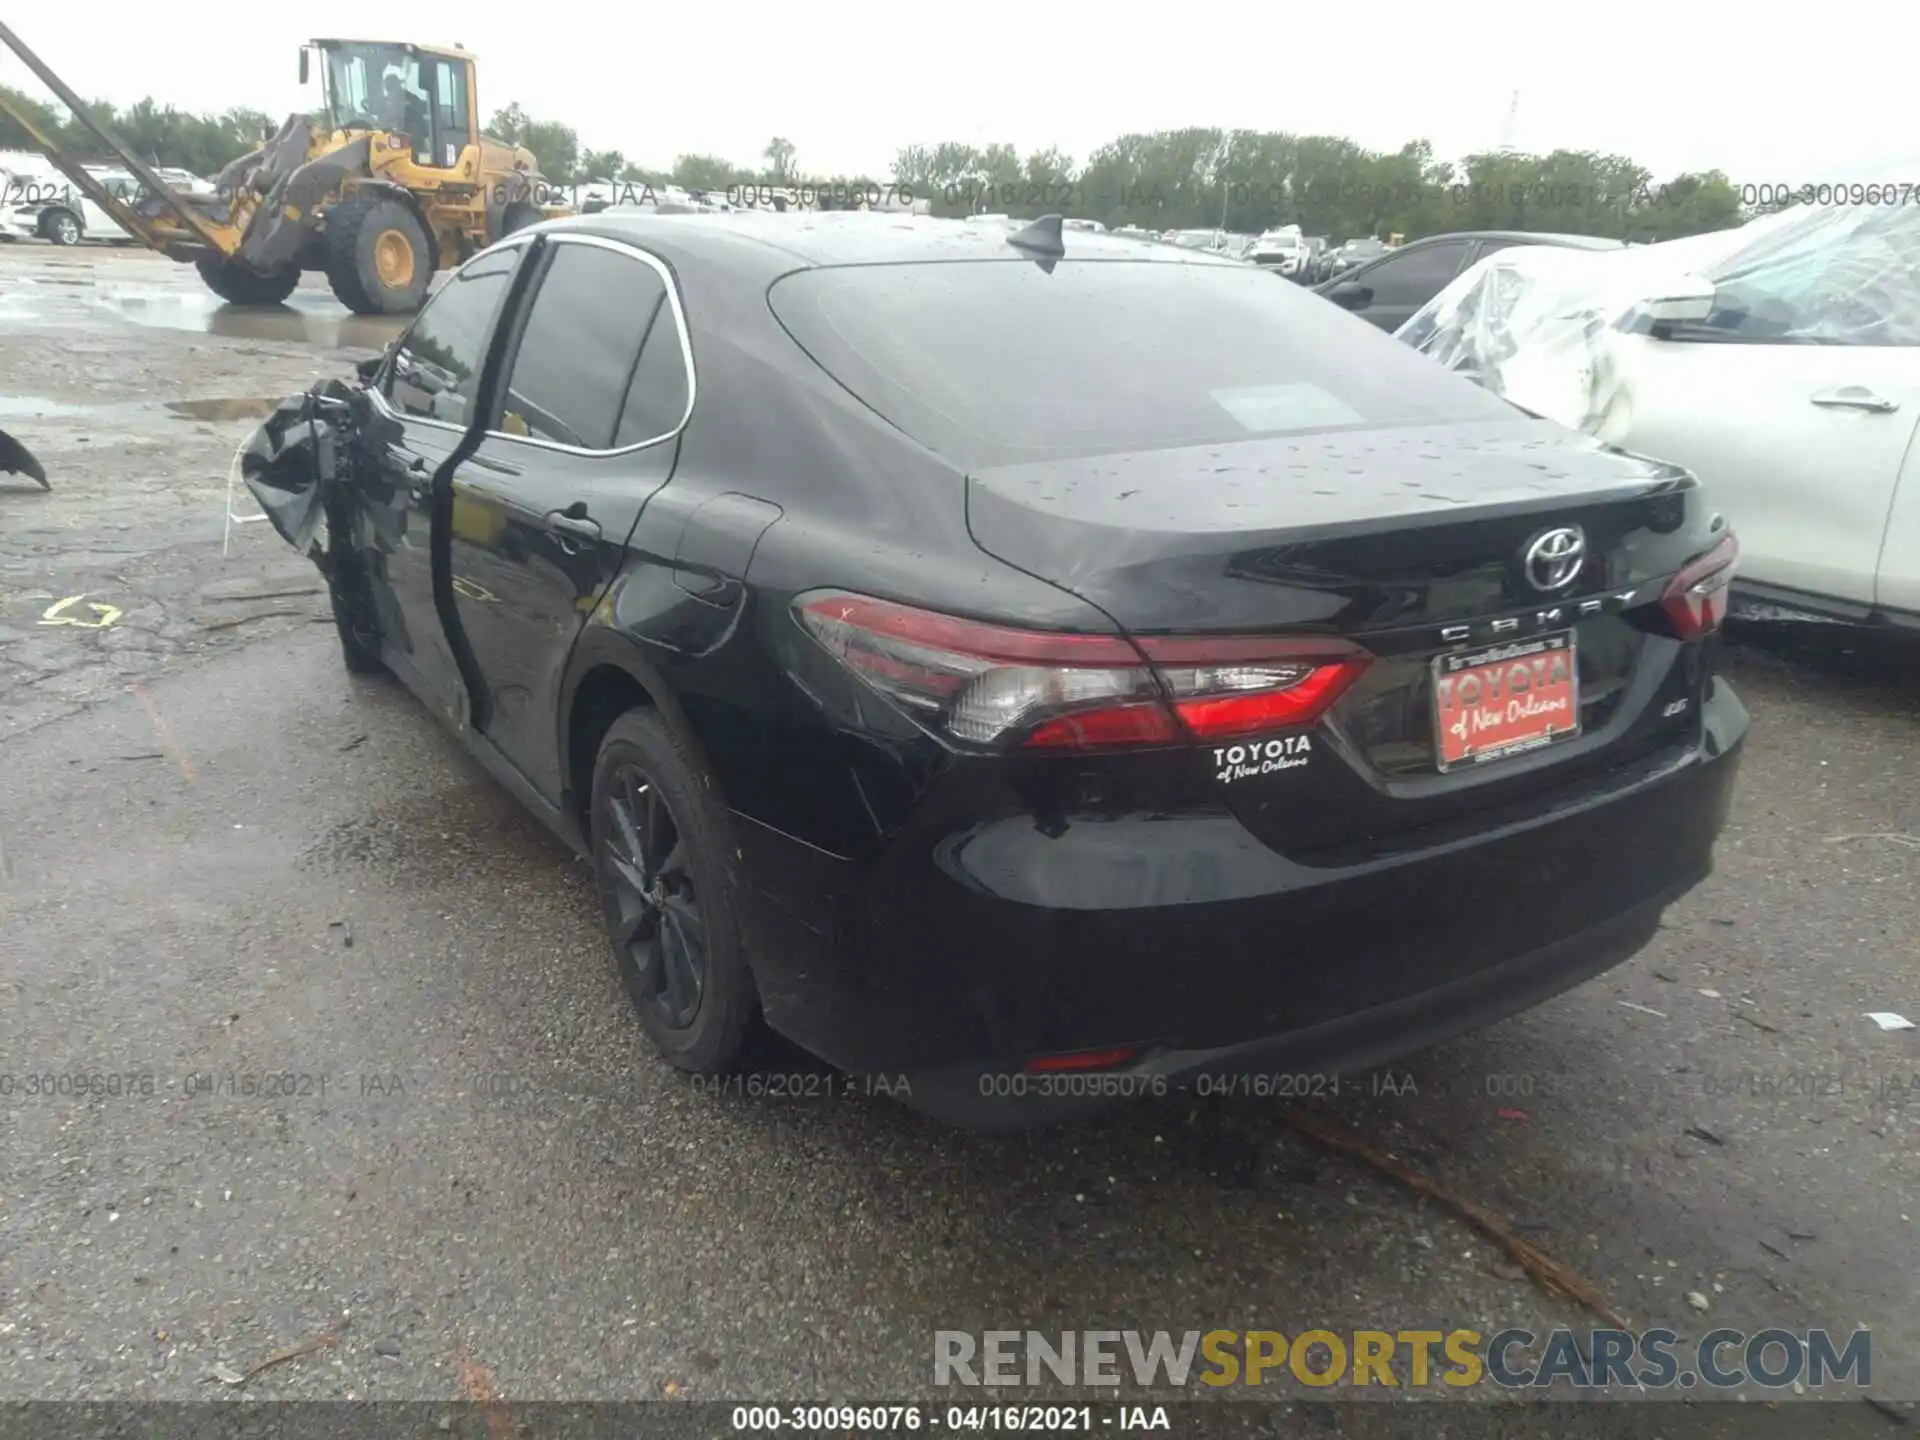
(1, 166, 140, 245)
(0, 164, 214, 246)
(1397, 202, 1920, 630)
(1163, 228, 1233, 253)
(1247, 225, 1310, 277)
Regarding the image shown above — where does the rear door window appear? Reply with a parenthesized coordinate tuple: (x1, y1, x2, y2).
(495, 240, 679, 449)
(768, 257, 1520, 469)
(1358, 241, 1471, 307)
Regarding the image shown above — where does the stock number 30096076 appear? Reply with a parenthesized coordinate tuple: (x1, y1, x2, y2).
(731, 1406, 1098, 1431)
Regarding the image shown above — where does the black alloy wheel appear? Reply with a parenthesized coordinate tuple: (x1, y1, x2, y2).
(590, 707, 760, 1073)
(601, 762, 706, 1030)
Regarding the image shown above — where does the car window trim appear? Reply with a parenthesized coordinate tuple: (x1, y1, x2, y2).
(368, 235, 535, 437)
(482, 233, 697, 458)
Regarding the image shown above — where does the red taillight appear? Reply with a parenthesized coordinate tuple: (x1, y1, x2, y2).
(1024, 704, 1178, 748)
(794, 591, 1369, 752)
(1139, 636, 1369, 739)
(1661, 532, 1739, 639)
(1025, 1046, 1142, 1072)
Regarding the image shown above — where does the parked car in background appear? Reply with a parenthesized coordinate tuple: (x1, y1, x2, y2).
(1, 159, 70, 243)
(1398, 203, 1920, 631)
(1319, 231, 1624, 333)
(580, 179, 735, 216)
(0, 163, 212, 246)
(1324, 236, 1390, 278)
(1303, 236, 1330, 281)
(1166, 227, 1229, 253)
(1246, 225, 1310, 278)
(241, 212, 1746, 1126)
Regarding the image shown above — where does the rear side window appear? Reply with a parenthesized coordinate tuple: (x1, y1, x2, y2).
(386, 248, 515, 425)
(497, 242, 676, 449)
(768, 258, 1520, 468)
(615, 303, 691, 446)
(1359, 241, 1471, 305)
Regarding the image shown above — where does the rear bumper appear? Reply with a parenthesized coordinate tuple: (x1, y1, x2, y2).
(735, 678, 1747, 1126)
(906, 889, 1672, 1128)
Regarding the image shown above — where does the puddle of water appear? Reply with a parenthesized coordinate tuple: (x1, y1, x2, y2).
(0, 394, 280, 424)
(0, 396, 94, 420)
(98, 292, 405, 350)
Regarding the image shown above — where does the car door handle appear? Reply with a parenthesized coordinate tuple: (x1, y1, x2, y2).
(1811, 386, 1900, 413)
(545, 506, 602, 541)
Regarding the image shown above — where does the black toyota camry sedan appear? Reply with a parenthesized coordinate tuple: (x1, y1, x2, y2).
(243, 211, 1747, 1126)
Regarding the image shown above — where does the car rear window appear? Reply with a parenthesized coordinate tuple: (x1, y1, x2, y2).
(768, 258, 1521, 468)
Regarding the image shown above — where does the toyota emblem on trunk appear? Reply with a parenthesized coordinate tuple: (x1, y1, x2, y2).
(1523, 526, 1586, 591)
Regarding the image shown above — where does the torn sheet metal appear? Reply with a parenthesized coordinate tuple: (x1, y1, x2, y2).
(240, 375, 415, 662)
(1396, 204, 1920, 435)
(239, 378, 361, 556)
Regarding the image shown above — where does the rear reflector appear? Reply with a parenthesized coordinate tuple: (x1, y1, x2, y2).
(1661, 532, 1739, 638)
(1025, 1046, 1142, 1072)
(795, 591, 1370, 752)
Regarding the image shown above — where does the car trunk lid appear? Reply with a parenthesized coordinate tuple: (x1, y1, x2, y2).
(966, 418, 1726, 853)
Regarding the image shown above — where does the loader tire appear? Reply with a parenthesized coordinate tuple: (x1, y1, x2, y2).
(195, 256, 300, 306)
(501, 201, 542, 236)
(324, 196, 431, 316)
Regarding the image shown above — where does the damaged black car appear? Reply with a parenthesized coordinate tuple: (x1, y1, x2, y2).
(244, 212, 1748, 1127)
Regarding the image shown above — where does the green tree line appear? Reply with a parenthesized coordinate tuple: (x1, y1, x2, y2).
(890, 134, 1745, 242)
(496, 121, 1745, 244)
(1, 84, 274, 177)
(3, 80, 1746, 244)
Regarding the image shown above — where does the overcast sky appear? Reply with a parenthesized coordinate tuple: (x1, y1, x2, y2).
(3, 6, 1911, 183)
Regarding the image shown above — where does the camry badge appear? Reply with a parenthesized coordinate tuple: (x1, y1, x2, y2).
(1523, 526, 1586, 591)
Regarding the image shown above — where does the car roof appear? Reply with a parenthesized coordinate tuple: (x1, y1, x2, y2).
(537, 210, 1246, 272)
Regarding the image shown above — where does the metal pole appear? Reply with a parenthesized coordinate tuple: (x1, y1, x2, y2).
(1217, 131, 1232, 247)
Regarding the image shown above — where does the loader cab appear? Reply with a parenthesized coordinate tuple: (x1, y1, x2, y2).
(305, 40, 475, 173)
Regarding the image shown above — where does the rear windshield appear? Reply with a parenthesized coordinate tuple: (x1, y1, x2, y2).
(768, 258, 1520, 468)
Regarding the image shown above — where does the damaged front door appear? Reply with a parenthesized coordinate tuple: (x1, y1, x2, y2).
(360, 241, 526, 717)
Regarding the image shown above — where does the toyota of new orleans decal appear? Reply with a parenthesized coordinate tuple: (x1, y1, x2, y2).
(1213, 735, 1313, 785)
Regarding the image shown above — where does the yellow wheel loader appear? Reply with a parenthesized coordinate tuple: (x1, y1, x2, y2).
(0, 25, 571, 315)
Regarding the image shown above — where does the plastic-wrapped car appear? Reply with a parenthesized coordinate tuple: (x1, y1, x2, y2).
(1397, 203, 1920, 630)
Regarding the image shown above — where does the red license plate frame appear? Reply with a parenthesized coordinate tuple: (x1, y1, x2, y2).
(1432, 630, 1581, 772)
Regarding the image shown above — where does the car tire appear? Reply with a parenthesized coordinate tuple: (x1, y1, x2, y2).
(42, 209, 81, 246)
(590, 707, 761, 1075)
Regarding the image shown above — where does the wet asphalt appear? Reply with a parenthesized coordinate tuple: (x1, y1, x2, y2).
(1, 245, 1917, 1419)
